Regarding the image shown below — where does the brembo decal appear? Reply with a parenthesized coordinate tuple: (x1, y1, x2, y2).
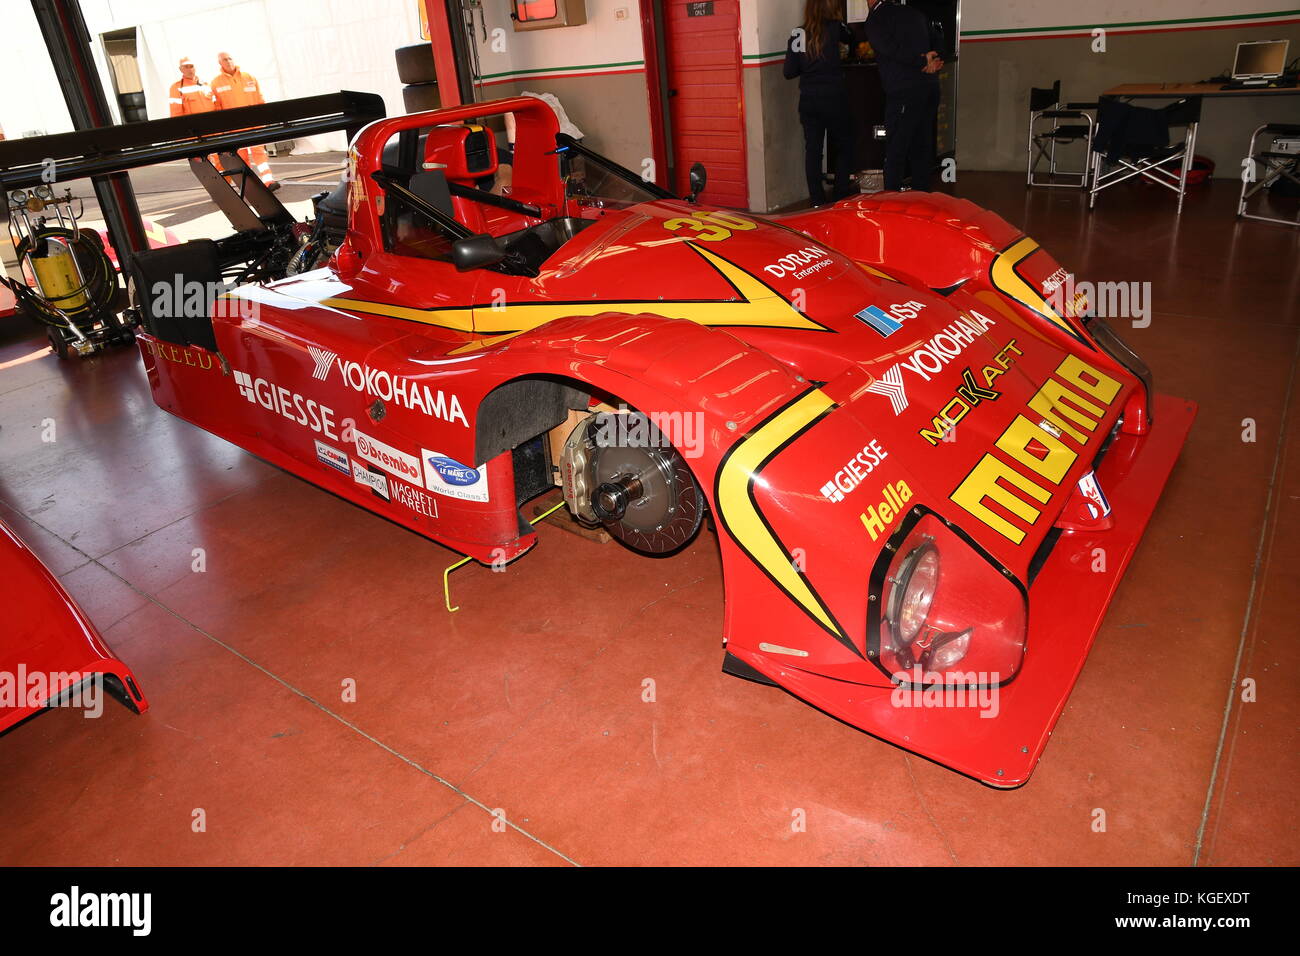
(949, 355, 1122, 544)
(713, 389, 860, 655)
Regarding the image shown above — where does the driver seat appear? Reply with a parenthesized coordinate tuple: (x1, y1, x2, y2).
(424, 124, 499, 234)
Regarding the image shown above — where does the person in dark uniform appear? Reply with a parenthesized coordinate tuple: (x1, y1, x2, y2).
(785, 0, 856, 206)
(863, 0, 943, 191)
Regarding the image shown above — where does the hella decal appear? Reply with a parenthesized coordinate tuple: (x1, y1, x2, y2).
(866, 311, 996, 414)
(858, 480, 914, 542)
(422, 450, 490, 502)
(233, 370, 338, 440)
(314, 440, 350, 475)
(353, 429, 423, 486)
(855, 299, 926, 337)
(950, 355, 1122, 545)
(307, 346, 468, 427)
(820, 439, 888, 503)
(351, 461, 390, 500)
(918, 340, 1023, 445)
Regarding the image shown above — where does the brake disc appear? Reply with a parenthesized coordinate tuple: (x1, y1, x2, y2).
(561, 411, 703, 555)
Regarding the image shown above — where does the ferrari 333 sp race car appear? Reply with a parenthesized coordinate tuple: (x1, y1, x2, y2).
(129, 96, 1195, 786)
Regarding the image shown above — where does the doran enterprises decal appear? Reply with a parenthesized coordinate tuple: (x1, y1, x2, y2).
(422, 449, 490, 503)
(353, 428, 423, 486)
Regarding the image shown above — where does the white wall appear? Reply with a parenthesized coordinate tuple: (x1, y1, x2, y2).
(0, 0, 426, 151)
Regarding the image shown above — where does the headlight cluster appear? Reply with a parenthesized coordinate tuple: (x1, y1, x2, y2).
(870, 509, 1027, 687)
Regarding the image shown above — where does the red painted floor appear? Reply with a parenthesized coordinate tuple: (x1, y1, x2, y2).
(0, 172, 1295, 866)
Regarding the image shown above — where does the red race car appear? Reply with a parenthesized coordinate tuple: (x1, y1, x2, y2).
(1, 518, 149, 733)
(130, 96, 1194, 786)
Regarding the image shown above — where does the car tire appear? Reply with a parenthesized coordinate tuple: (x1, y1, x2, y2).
(402, 82, 441, 114)
(395, 43, 437, 85)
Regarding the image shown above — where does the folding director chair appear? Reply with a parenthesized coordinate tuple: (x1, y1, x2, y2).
(1089, 96, 1202, 214)
(1027, 80, 1097, 188)
(1238, 123, 1300, 227)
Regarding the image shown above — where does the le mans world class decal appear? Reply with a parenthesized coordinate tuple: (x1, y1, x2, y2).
(950, 355, 1122, 545)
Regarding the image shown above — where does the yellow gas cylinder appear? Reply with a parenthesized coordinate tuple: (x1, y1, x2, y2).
(28, 237, 88, 311)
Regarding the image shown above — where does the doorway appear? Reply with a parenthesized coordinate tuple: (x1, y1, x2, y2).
(642, 0, 749, 209)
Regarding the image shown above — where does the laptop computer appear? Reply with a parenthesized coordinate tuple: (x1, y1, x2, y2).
(1225, 39, 1291, 87)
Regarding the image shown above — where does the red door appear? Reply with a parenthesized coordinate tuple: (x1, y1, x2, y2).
(661, 0, 748, 209)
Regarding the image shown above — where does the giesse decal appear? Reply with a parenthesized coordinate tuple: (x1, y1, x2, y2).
(950, 355, 1122, 544)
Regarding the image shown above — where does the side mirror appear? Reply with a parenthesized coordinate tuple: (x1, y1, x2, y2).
(452, 233, 506, 272)
(687, 162, 707, 203)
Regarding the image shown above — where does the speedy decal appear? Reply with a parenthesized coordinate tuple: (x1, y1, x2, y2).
(918, 340, 1023, 445)
(354, 429, 424, 486)
(351, 461, 390, 500)
(233, 370, 338, 439)
(142, 338, 217, 370)
(950, 355, 1123, 544)
(858, 480, 914, 541)
(422, 450, 490, 503)
(866, 311, 996, 414)
(315, 440, 350, 475)
(820, 439, 888, 503)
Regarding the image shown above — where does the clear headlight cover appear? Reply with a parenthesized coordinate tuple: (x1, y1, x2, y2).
(870, 509, 1027, 688)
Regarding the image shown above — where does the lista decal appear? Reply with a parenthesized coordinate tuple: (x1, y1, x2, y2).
(820, 439, 889, 503)
(391, 480, 439, 517)
(353, 429, 424, 486)
(233, 370, 338, 440)
(351, 461, 390, 500)
(308, 347, 468, 427)
(855, 299, 926, 337)
(422, 450, 490, 503)
(314, 440, 350, 475)
(866, 311, 997, 415)
(950, 355, 1123, 545)
(858, 480, 914, 541)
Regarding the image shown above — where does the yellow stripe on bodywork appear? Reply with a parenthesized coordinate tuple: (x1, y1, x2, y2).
(989, 236, 1083, 341)
(859, 262, 898, 282)
(317, 242, 827, 339)
(714, 389, 849, 644)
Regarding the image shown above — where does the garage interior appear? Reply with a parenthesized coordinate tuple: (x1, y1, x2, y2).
(1, 0, 1297, 869)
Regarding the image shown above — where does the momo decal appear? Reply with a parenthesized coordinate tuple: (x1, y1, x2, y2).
(950, 355, 1122, 544)
(307, 346, 468, 427)
(232, 370, 338, 439)
(353, 429, 423, 486)
(422, 450, 490, 502)
(314, 440, 350, 475)
(918, 340, 1023, 445)
(866, 311, 996, 415)
(820, 439, 888, 503)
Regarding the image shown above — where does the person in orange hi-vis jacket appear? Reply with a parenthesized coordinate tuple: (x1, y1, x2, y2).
(169, 57, 222, 170)
(210, 51, 278, 191)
